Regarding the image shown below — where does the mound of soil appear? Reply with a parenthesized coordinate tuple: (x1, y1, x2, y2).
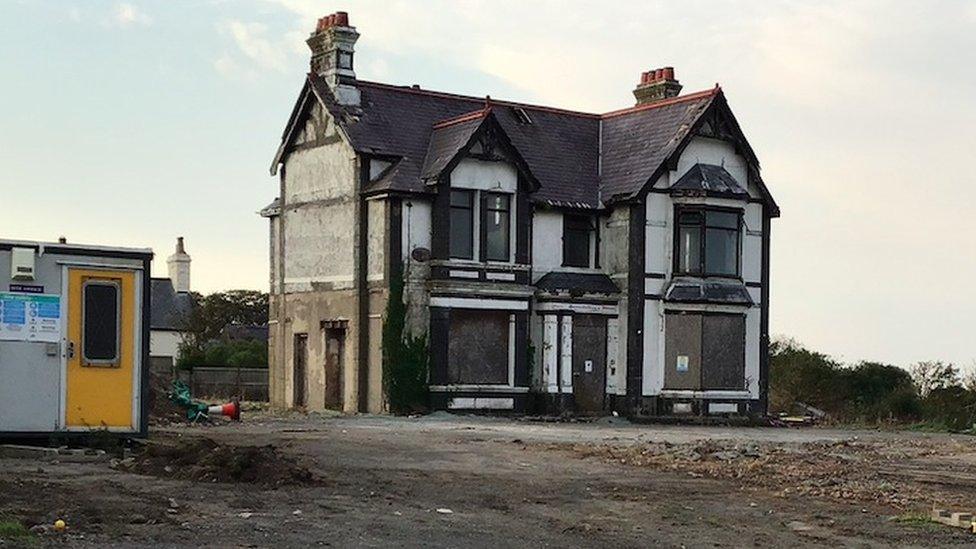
(125, 438, 317, 487)
(148, 372, 190, 426)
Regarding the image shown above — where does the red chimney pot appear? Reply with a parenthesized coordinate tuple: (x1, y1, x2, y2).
(335, 11, 349, 26)
(663, 67, 674, 80)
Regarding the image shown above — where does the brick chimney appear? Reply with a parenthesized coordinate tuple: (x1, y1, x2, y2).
(307, 11, 360, 106)
(633, 67, 682, 105)
(167, 237, 191, 293)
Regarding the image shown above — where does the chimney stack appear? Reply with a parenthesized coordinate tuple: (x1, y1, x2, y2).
(307, 11, 360, 106)
(633, 66, 682, 105)
(167, 237, 191, 293)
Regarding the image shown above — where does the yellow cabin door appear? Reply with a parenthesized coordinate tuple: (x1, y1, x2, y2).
(65, 268, 136, 429)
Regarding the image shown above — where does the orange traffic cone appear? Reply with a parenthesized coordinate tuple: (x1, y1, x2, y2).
(207, 398, 241, 421)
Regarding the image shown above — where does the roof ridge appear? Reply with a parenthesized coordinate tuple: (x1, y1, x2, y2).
(600, 86, 721, 120)
(431, 106, 491, 129)
(356, 80, 601, 119)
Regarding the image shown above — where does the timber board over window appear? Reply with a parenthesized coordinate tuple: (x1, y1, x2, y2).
(675, 208, 741, 277)
(563, 214, 592, 268)
(447, 310, 510, 384)
(664, 312, 745, 391)
(450, 190, 475, 259)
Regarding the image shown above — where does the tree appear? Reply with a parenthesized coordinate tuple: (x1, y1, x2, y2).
(177, 290, 269, 369)
(909, 361, 960, 397)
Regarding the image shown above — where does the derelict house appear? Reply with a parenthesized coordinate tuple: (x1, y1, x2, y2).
(263, 12, 779, 416)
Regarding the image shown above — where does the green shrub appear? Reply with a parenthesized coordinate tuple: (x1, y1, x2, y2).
(383, 271, 429, 415)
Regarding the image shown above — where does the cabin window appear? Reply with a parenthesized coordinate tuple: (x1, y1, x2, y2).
(563, 215, 592, 268)
(450, 190, 474, 259)
(676, 208, 740, 277)
(82, 280, 120, 366)
(484, 193, 511, 261)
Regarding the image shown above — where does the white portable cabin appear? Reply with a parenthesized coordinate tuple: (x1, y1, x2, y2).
(0, 239, 152, 437)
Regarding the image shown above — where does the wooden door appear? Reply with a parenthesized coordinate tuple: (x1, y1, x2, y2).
(324, 328, 344, 410)
(293, 333, 307, 408)
(572, 315, 607, 413)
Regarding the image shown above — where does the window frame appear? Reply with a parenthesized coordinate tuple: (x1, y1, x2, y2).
(81, 279, 122, 367)
(449, 189, 476, 260)
(562, 214, 593, 268)
(483, 192, 512, 262)
(672, 206, 742, 278)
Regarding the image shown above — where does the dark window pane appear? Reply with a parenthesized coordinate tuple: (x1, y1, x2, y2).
(679, 211, 702, 225)
(447, 310, 510, 384)
(484, 193, 510, 261)
(563, 215, 591, 268)
(706, 211, 738, 229)
(450, 190, 472, 208)
(677, 226, 701, 273)
(450, 190, 474, 259)
(83, 282, 119, 363)
(705, 228, 738, 275)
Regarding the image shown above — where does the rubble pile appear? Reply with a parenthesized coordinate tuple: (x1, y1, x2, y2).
(569, 437, 976, 509)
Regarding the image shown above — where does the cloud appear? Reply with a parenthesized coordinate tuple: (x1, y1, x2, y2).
(110, 2, 152, 27)
(213, 19, 303, 78)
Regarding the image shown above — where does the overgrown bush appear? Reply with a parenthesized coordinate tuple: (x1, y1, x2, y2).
(177, 339, 268, 370)
(768, 338, 976, 428)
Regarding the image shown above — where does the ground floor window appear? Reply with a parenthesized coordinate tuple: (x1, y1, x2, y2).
(447, 309, 510, 384)
(664, 312, 745, 391)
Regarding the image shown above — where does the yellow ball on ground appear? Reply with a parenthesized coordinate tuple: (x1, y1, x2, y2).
(53, 519, 66, 531)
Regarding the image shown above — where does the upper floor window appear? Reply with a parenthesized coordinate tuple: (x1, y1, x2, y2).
(563, 215, 592, 268)
(450, 190, 474, 259)
(484, 193, 511, 261)
(676, 209, 740, 277)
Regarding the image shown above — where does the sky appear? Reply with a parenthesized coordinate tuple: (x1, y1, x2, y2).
(1, 0, 974, 371)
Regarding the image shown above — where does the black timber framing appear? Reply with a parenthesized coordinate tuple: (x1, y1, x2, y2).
(759, 207, 772, 415)
(356, 155, 370, 413)
(626, 201, 646, 405)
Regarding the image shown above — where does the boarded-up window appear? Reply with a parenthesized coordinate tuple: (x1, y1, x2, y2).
(664, 313, 745, 391)
(447, 310, 510, 384)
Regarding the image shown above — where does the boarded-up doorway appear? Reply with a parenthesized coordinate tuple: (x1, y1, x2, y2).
(572, 315, 607, 413)
(324, 327, 345, 410)
(293, 333, 308, 408)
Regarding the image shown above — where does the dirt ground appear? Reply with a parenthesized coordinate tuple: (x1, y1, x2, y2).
(3, 412, 976, 548)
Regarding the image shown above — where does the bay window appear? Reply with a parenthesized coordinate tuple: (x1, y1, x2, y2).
(676, 208, 741, 277)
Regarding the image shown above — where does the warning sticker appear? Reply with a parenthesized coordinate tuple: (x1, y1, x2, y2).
(0, 292, 62, 343)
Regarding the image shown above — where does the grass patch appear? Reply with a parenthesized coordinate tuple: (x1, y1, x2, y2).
(0, 518, 31, 539)
(891, 512, 940, 530)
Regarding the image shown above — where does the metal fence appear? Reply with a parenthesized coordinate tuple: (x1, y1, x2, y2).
(176, 367, 269, 402)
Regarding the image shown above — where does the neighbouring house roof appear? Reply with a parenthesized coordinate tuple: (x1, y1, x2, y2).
(150, 278, 195, 331)
(535, 272, 620, 296)
(222, 324, 269, 342)
(663, 278, 753, 306)
(670, 163, 749, 199)
(274, 75, 777, 213)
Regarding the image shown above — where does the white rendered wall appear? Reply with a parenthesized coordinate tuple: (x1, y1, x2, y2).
(450, 158, 517, 192)
(281, 103, 358, 292)
(531, 210, 563, 280)
(150, 330, 182, 360)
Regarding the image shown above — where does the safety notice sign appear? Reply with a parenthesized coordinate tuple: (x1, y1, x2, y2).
(0, 292, 61, 343)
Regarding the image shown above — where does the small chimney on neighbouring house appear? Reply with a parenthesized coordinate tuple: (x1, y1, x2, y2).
(167, 237, 191, 293)
(633, 67, 683, 105)
(307, 11, 361, 106)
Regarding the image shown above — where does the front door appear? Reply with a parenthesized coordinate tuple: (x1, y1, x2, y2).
(323, 328, 344, 410)
(572, 315, 607, 413)
(65, 268, 137, 429)
(293, 333, 308, 408)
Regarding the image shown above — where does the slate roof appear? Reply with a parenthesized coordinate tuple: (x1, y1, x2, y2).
(278, 75, 771, 211)
(420, 111, 487, 181)
(535, 272, 620, 295)
(663, 278, 753, 306)
(670, 163, 749, 199)
(150, 278, 195, 331)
